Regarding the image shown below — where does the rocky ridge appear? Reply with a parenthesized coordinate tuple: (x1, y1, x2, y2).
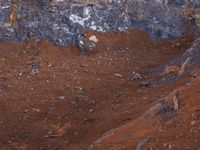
(0, 0, 200, 47)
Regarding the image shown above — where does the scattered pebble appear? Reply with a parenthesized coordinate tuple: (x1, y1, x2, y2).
(140, 81, 150, 88)
(23, 109, 29, 113)
(31, 68, 39, 76)
(173, 95, 179, 110)
(115, 73, 123, 78)
(57, 96, 65, 100)
(131, 71, 142, 80)
(16, 71, 23, 77)
(32, 109, 40, 112)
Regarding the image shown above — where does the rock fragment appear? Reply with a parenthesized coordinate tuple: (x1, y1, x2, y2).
(76, 34, 97, 53)
(140, 81, 150, 88)
(160, 90, 180, 115)
(115, 73, 123, 78)
(57, 96, 65, 100)
(164, 65, 180, 74)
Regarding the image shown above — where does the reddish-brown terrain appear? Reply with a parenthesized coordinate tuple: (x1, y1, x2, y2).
(0, 29, 199, 150)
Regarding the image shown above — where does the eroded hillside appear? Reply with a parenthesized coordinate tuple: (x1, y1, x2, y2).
(0, 1, 200, 150)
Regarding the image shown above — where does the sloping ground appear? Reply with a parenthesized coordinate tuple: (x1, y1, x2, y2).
(89, 62, 200, 149)
(0, 29, 198, 150)
(89, 37, 200, 150)
(90, 72, 200, 149)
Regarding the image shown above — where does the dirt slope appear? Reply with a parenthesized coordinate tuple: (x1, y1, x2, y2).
(0, 29, 198, 150)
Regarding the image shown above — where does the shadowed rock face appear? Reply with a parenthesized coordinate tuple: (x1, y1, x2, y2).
(0, 0, 199, 47)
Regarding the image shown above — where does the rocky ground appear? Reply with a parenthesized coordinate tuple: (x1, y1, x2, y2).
(0, 29, 199, 150)
(0, 0, 200, 150)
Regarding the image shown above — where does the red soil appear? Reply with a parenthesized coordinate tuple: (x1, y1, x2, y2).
(0, 29, 198, 150)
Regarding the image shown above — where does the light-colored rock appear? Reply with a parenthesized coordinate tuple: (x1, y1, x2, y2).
(89, 35, 98, 43)
(195, 8, 200, 27)
(164, 90, 179, 110)
(164, 65, 180, 74)
(10, 4, 19, 28)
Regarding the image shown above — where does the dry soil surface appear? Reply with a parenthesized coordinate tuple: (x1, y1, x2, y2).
(0, 29, 199, 150)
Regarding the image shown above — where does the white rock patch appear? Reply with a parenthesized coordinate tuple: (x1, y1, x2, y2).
(89, 35, 98, 43)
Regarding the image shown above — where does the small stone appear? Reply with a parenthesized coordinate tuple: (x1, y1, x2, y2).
(57, 96, 65, 100)
(132, 71, 142, 80)
(32, 108, 40, 112)
(31, 69, 39, 76)
(76, 86, 84, 95)
(173, 96, 179, 110)
(48, 64, 52, 67)
(115, 73, 123, 78)
(140, 81, 150, 88)
(165, 90, 179, 111)
(164, 65, 180, 74)
(116, 91, 123, 97)
(16, 72, 23, 77)
(76, 34, 96, 53)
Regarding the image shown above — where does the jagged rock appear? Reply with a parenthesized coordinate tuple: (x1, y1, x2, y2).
(160, 90, 180, 115)
(164, 65, 180, 74)
(195, 8, 200, 27)
(0, 0, 199, 47)
(76, 34, 97, 53)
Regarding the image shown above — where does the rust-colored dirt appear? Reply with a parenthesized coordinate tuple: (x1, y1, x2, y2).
(0, 29, 199, 150)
